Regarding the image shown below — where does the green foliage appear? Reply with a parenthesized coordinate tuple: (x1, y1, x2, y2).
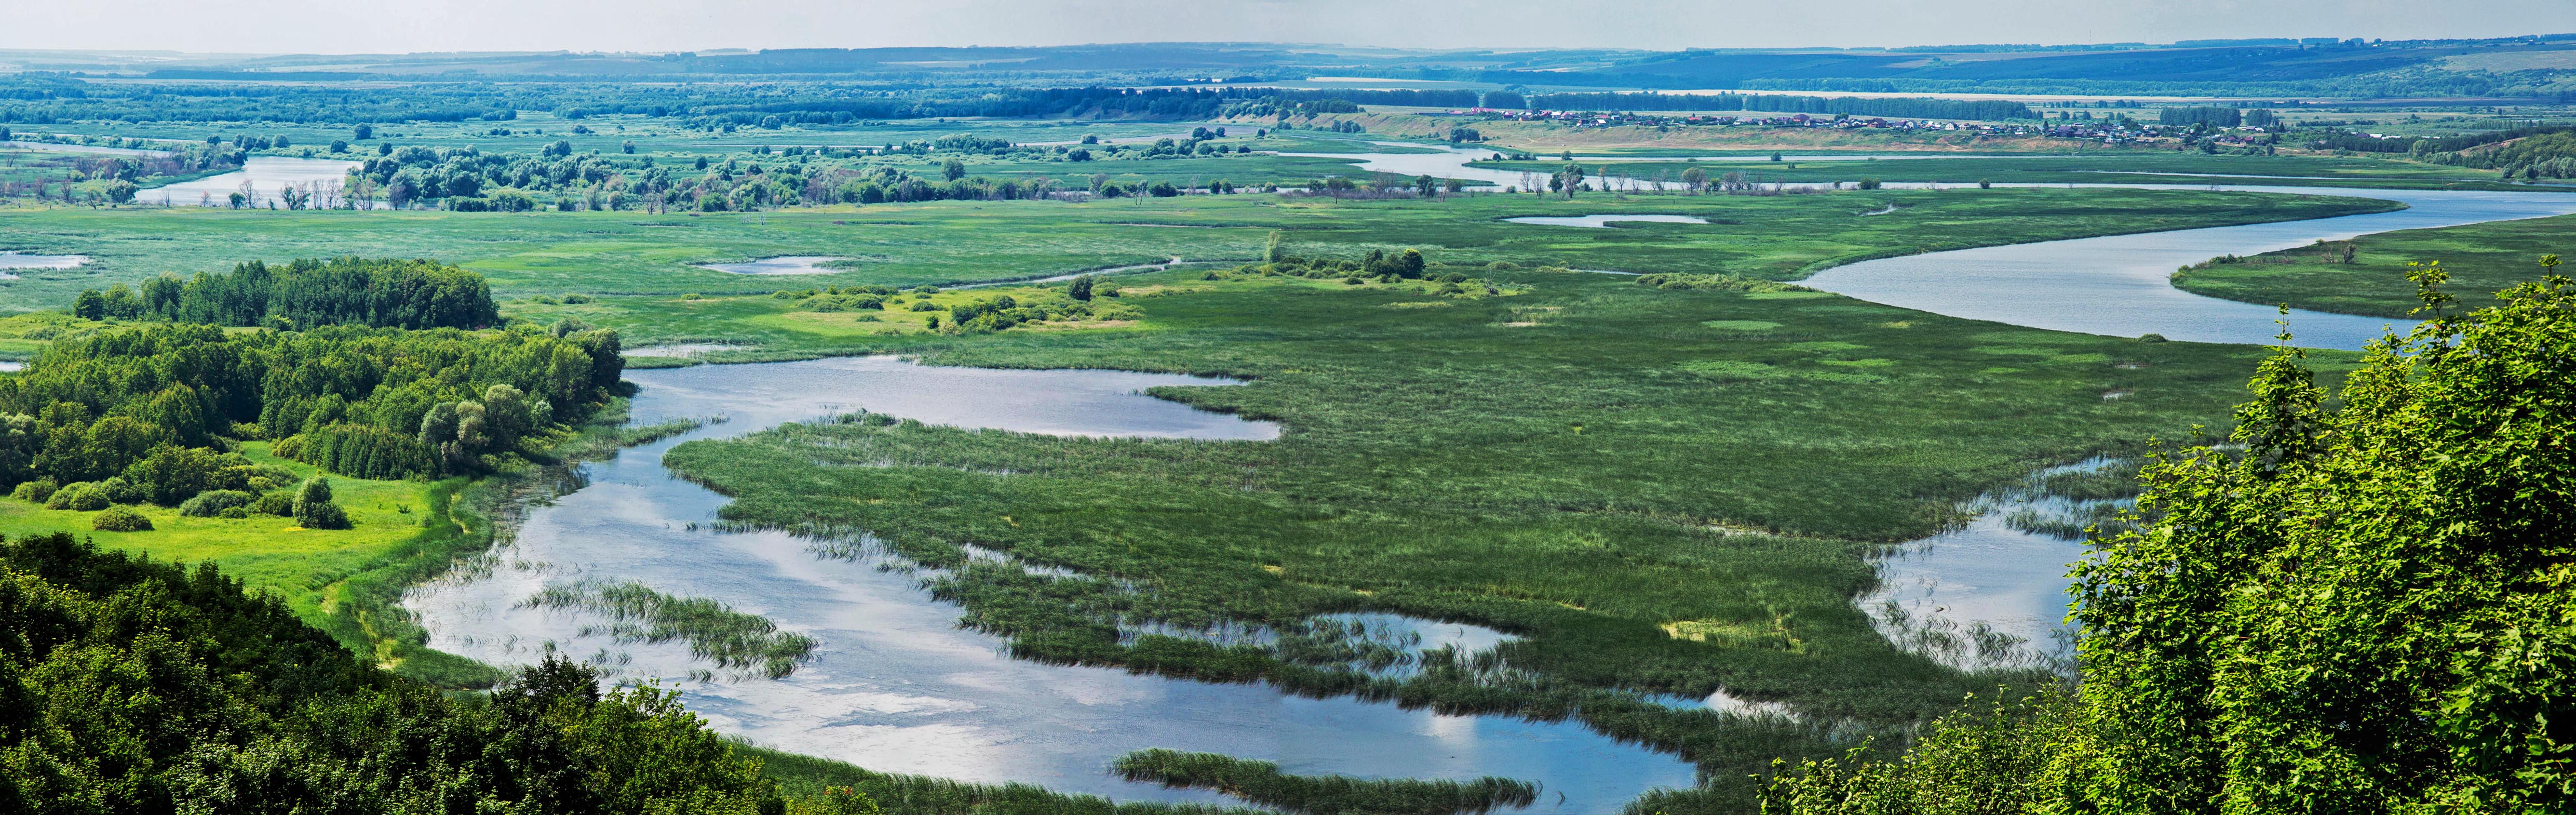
(43, 480, 109, 511)
(1758, 264, 2576, 813)
(0, 532, 815, 813)
(1114, 749, 1537, 814)
(90, 505, 152, 531)
(0, 320, 623, 485)
(292, 476, 352, 529)
(176, 489, 255, 517)
(76, 257, 498, 330)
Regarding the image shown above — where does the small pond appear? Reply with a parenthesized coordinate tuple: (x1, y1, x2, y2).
(405, 356, 1696, 808)
(1504, 214, 1709, 228)
(0, 252, 87, 279)
(699, 256, 848, 275)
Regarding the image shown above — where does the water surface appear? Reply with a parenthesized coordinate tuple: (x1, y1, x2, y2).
(406, 356, 1696, 809)
(0, 252, 87, 271)
(1504, 215, 1709, 228)
(1805, 185, 2576, 349)
(150, 156, 368, 208)
(699, 256, 847, 275)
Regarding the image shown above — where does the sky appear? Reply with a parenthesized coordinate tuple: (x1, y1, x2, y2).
(6, 0, 2576, 55)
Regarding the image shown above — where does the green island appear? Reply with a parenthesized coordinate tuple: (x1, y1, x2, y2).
(2, 35, 2574, 815)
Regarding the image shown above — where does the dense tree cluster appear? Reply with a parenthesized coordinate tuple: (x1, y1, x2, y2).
(76, 258, 498, 331)
(0, 532, 838, 813)
(356, 144, 628, 208)
(0, 314, 620, 502)
(1760, 263, 2576, 813)
(2421, 130, 2576, 180)
(2156, 105, 2245, 127)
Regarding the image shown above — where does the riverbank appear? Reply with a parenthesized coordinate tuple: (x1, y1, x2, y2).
(2170, 211, 2576, 318)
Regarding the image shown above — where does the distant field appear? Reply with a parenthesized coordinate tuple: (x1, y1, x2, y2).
(1477, 151, 2521, 190)
(0, 186, 2393, 316)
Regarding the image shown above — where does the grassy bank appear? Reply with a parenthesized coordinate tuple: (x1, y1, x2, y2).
(750, 745, 1258, 815)
(2170, 211, 2576, 317)
(657, 264, 2336, 811)
(1113, 749, 1537, 815)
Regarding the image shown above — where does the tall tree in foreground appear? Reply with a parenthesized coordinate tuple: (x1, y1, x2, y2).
(1762, 257, 2576, 814)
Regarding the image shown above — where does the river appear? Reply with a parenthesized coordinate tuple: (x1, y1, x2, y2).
(1281, 141, 2576, 349)
(403, 356, 1701, 810)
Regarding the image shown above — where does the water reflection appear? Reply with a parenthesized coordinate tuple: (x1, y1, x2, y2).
(404, 356, 1696, 808)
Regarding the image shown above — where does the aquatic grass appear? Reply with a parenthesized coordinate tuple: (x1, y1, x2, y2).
(747, 745, 1257, 814)
(1113, 749, 1539, 815)
(657, 264, 2298, 806)
(521, 580, 818, 679)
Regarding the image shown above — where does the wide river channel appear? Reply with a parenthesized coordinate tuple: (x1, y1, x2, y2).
(404, 142, 2576, 810)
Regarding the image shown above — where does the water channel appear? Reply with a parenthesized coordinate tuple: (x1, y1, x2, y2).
(403, 356, 1702, 809)
(148, 156, 369, 208)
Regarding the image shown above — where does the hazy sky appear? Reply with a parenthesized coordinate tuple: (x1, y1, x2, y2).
(8, 0, 2575, 55)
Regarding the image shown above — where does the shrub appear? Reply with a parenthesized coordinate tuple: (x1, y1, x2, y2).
(251, 491, 295, 516)
(91, 506, 152, 531)
(295, 501, 350, 530)
(179, 489, 257, 517)
(10, 478, 58, 503)
(45, 482, 108, 512)
(293, 477, 351, 529)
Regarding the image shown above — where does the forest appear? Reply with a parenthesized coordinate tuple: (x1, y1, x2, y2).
(73, 257, 498, 330)
(0, 532, 845, 814)
(3, 275, 620, 510)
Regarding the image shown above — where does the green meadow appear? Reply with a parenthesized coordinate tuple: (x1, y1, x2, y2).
(0, 186, 2390, 315)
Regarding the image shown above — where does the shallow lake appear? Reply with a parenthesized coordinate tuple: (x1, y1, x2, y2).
(148, 156, 368, 208)
(699, 256, 847, 275)
(404, 356, 1698, 809)
(1505, 214, 1709, 228)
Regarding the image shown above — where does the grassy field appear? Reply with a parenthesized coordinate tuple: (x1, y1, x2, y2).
(0, 186, 2393, 317)
(0, 439, 487, 676)
(2170, 212, 2576, 317)
(656, 263, 2342, 811)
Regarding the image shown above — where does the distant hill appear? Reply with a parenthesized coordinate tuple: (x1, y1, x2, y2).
(7, 36, 2576, 99)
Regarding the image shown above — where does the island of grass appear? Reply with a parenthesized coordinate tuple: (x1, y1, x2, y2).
(2170, 211, 2576, 317)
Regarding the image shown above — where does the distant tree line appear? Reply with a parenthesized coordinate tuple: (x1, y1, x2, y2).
(2157, 106, 2244, 127)
(1511, 91, 2036, 121)
(74, 257, 498, 330)
(2312, 123, 2576, 154)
